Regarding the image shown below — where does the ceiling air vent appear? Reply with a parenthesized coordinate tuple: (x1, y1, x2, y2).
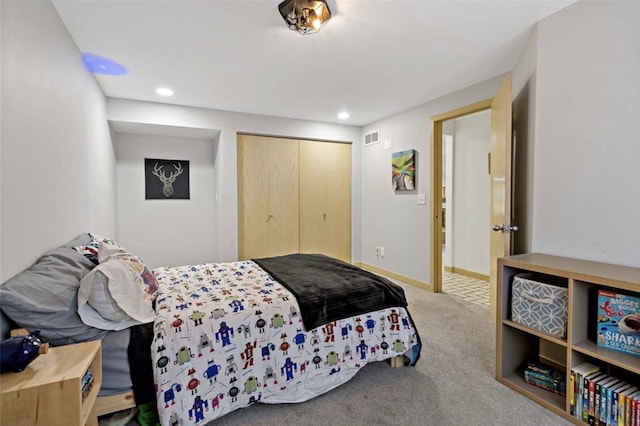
(364, 130, 380, 146)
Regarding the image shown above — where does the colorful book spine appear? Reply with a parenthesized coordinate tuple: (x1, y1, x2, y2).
(598, 377, 620, 426)
(571, 370, 577, 416)
(573, 363, 600, 420)
(620, 387, 640, 426)
(588, 373, 608, 424)
(614, 384, 633, 426)
(627, 390, 640, 426)
(578, 371, 586, 419)
(609, 383, 629, 426)
(80, 368, 95, 403)
(524, 362, 566, 395)
(595, 376, 615, 426)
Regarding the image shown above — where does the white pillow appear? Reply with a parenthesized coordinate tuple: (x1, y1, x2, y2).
(77, 254, 157, 330)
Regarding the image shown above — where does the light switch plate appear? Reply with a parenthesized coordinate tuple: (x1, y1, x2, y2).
(417, 194, 426, 205)
(383, 139, 393, 150)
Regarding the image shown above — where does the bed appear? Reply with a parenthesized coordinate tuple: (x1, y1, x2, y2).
(0, 234, 421, 425)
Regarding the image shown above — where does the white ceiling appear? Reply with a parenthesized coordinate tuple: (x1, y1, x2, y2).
(52, 0, 575, 126)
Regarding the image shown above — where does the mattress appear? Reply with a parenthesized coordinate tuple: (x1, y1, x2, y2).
(98, 328, 133, 396)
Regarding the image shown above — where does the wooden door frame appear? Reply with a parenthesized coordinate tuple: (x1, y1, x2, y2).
(429, 98, 494, 292)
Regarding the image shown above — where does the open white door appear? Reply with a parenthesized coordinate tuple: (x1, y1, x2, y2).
(489, 74, 514, 322)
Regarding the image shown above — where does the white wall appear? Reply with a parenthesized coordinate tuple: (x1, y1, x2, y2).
(531, 0, 640, 267)
(511, 24, 538, 255)
(443, 134, 453, 267)
(1, 0, 116, 282)
(114, 133, 217, 268)
(106, 99, 362, 264)
(361, 76, 503, 283)
(450, 111, 491, 275)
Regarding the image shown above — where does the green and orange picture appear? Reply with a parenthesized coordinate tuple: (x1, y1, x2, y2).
(392, 149, 416, 191)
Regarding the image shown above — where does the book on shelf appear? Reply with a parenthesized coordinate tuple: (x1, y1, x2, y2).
(626, 390, 640, 426)
(619, 386, 639, 426)
(613, 384, 634, 426)
(81, 368, 93, 388)
(80, 368, 95, 403)
(81, 380, 94, 402)
(592, 374, 612, 426)
(584, 372, 607, 424)
(631, 390, 640, 426)
(596, 376, 619, 426)
(607, 382, 629, 426)
(524, 361, 565, 395)
(596, 290, 640, 358)
(572, 362, 601, 419)
(570, 369, 577, 416)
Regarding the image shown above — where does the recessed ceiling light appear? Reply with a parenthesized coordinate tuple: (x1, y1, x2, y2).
(156, 87, 174, 97)
(338, 111, 350, 120)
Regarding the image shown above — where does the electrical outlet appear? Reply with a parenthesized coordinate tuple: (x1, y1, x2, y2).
(380, 247, 385, 257)
(417, 194, 426, 205)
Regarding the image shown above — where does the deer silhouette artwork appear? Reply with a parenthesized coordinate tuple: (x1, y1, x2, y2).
(152, 162, 183, 197)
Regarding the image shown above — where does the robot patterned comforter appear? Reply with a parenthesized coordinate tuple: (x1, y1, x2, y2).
(151, 260, 419, 425)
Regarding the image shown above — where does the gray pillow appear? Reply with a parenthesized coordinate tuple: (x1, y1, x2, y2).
(0, 310, 16, 340)
(0, 234, 109, 346)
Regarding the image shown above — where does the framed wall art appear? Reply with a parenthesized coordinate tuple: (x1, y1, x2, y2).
(145, 158, 190, 199)
(392, 149, 416, 191)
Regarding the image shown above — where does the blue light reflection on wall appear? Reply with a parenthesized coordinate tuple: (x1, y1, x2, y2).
(82, 53, 127, 75)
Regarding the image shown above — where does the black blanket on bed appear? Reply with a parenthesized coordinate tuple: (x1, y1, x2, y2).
(128, 322, 156, 406)
(253, 253, 408, 330)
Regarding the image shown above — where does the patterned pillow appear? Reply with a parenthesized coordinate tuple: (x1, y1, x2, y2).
(97, 242, 158, 298)
(73, 233, 123, 265)
(77, 241, 158, 330)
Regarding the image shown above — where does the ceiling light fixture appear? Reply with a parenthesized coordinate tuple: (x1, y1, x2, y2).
(155, 87, 174, 97)
(82, 53, 127, 75)
(278, 0, 332, 35)
(338, 112, 350, 120)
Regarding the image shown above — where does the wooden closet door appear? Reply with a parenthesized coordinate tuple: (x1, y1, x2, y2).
(324, 142, 351, 263)
(299, 140, 327, 255)
(237, 135, 299, 260)
(268, 138, 299, 256)
(299, 140, 352, 263)
(238, 135, 270, 260)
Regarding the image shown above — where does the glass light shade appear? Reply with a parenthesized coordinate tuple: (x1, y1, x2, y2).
(278, 0, 331, 35)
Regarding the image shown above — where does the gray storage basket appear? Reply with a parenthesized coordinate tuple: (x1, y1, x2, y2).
(511, 273, 568, 338)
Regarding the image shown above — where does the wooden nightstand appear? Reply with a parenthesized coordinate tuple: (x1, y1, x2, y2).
(0, 340, 102, 426)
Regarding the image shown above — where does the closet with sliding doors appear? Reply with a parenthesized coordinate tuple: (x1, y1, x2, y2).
(237, 134, 351, 263)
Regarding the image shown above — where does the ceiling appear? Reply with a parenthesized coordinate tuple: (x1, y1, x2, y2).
(52, 0, 575, 126)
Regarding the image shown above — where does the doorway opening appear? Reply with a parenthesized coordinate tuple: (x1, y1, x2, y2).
(441, 111, 491, 307)
(429, 74, 513, 323)
(429, 98, 493, 294)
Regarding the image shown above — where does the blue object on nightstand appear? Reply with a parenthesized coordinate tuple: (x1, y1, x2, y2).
(0, 330, 42, 373)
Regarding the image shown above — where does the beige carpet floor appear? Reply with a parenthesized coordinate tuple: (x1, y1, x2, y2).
(199, 279, 572, 426)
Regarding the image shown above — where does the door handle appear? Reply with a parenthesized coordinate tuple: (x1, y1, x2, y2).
(492, 224, 518, 233)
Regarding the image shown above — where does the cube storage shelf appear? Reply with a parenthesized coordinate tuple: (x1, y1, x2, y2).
(496, 253, 640, 424)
